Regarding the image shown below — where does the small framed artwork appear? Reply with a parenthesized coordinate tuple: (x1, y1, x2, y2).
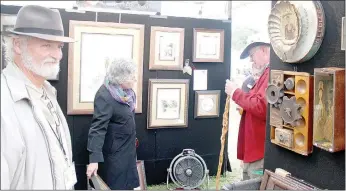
(148, 79, 189, 129)
(193, 28, 225, 63)
(194, 90, 220, 118)
(149, 26, 185, 70)
(1, 14, 16, 70)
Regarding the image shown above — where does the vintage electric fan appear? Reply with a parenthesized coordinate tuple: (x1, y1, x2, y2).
(166, 149, 209, 190)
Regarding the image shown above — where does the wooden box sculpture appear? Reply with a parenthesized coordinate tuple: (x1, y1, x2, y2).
(313, 67, 345, 152)
(266, 70, 314, 156)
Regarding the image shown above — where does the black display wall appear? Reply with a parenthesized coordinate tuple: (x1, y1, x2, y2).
(264, 1, 345, 190)
(1, 5, 231, 189)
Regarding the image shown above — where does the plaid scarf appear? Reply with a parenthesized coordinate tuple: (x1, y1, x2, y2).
(104, 79, 136, 112)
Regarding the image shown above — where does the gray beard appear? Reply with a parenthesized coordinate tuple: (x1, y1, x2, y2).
(21, 49, 60, 79)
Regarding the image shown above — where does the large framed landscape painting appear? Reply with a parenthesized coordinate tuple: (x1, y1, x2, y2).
(147, 79, 189, 129)
(68, 20, 144, 115)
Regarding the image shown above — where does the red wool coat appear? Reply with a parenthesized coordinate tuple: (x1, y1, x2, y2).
(232, 68, 269, 163)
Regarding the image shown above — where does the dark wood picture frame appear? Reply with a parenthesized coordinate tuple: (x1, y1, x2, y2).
(194, 90, 221, 119)
(193, 28, 225, 63)
(260, 169, 321, 190)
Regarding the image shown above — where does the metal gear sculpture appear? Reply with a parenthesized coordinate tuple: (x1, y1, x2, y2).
(280, 96, 303, 126)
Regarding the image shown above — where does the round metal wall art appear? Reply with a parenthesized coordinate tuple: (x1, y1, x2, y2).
(268, 1, 326, 63)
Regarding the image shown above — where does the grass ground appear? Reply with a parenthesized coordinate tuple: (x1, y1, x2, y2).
(147, 168, 242, 190)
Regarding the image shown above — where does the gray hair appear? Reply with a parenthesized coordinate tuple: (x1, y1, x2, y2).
(105, 58, 137, 85)
(2, 35, 30, 64)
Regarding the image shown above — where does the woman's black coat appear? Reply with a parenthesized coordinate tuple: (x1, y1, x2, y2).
(87, 85, 139, 190)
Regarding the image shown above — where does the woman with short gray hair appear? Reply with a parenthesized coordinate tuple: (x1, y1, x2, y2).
(86, 58, 139, 190)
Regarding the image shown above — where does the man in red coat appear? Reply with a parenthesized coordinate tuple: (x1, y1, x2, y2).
(225, 41, 270, 181)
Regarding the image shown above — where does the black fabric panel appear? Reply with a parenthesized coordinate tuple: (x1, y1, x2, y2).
(119, 13, 231, 184)
(1, 5, 231, 189)
(264, 1, 345, 190)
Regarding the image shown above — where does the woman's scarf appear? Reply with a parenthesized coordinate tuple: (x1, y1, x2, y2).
(104, 79, 136, 112)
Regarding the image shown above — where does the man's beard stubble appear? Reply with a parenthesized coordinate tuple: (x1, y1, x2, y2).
(21, 48, 60, 79)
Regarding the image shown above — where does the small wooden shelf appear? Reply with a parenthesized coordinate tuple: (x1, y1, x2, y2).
(271, 139, 310, 156)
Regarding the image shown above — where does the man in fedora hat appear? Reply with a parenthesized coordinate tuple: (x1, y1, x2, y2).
(1, 5, 76, 190)
(224, 36, 270, 184)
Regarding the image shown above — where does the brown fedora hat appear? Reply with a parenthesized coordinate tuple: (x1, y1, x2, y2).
(4, 5, 74, 43)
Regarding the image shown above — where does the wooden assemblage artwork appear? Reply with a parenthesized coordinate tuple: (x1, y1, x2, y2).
(149, 26, 185, 70)
(193, 28, 224, 63)
(313, 68, 345, 152)
(266, 70, 314, 156)
(260, 169, 322, 190)
(147, 79, 189, 129)
(194, 90, 220, 118)
(67, 21, 144, 115)
(268, 1, 325, 63)
(136, 160, 147, 190)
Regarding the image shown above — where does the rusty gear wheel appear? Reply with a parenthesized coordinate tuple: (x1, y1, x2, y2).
(280, 96, 302, 126)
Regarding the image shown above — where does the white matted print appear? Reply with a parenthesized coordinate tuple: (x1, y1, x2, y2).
(156, 88, 181, 119)
(194, 90, 221, 118)
(148, 79, 189, 129)
(68, 21, 144, 115)
(79, 33, 134, 102)
(193, 28, 225, 63)
(149, 26, 184, 70)
(197, 32, 220, 58)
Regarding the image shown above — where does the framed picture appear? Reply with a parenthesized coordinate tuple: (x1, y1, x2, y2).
(193, 28, 225, 63)
(1, 14, 16, 70)
(147, 79, 189, 129)
(149, 26, 184, 70)
(136, 160, 147, 190)
(68, 21, 144, 115)
(260, 169, 320, 190)
(194, 90, 220, 118)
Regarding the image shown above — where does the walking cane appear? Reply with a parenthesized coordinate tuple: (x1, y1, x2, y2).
(216, 95, 231, 190)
